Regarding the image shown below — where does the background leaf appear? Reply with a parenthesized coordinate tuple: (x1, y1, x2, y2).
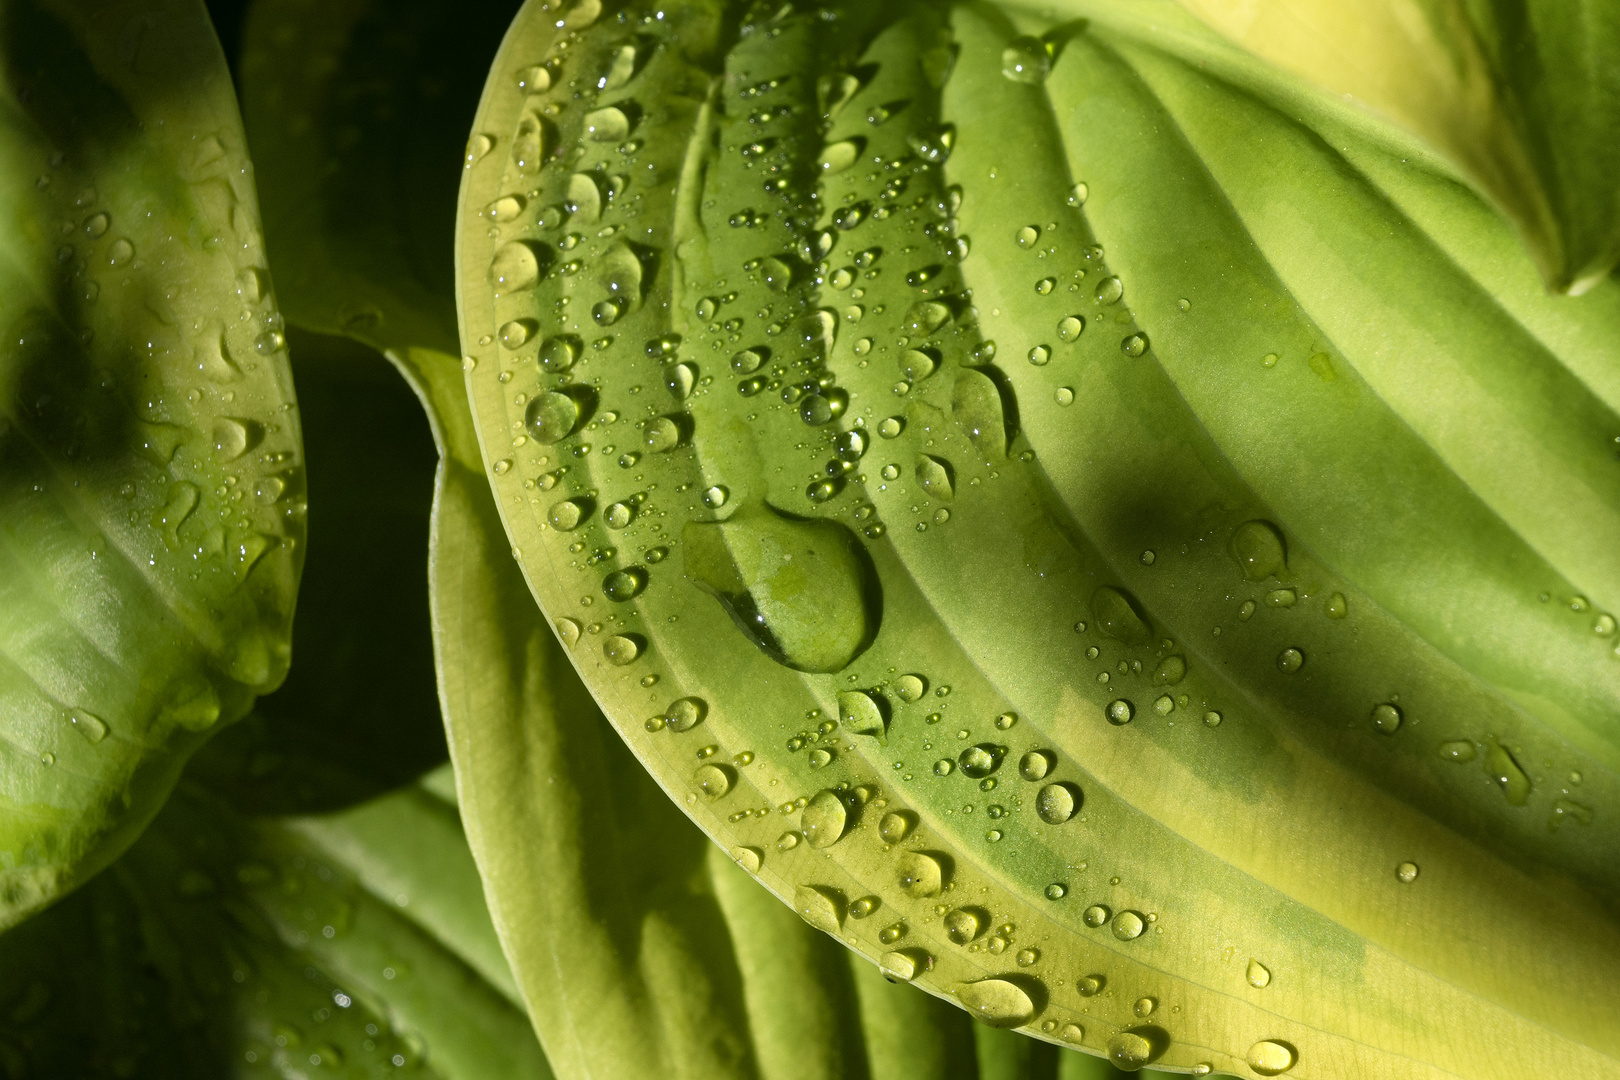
(1173, 0, 1620, 293)
(0, 768, 551, 1079)
(456, 0, 1620, 1078)
(0, 0, 303, 926)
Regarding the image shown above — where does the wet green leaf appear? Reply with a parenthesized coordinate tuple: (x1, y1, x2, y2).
(456, 0, 1620, 1077)
(0, 0, 302, 925)
(0, 769, 550, 1078)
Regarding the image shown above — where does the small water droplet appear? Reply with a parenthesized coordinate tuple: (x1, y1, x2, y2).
(1016, 947, 1039, 966)
(915, 455, 953, 500)
(1016, 224, 1041, 248)
(1120, 333, 1148, 357)
(1001, 35, 1051, 83)
(1247, 958, 1272, 988)
(1068, 182, 1089, 206)
(1438, 739, 1477, 762)
(1484, 739, 1531, 804)
(70, 710, 108, 743)
(944, 908, 981, 944)
(1370, 703, 1403, 734)
(1204, 710, 1222, 727)
(1035, 276, 1055, 295)
(1027, 344, 1050, 366)
(1265, 588, 1297, 608)
(1395, 861, 1419, 883)
(527, 392, 582, 443)
(1105, 699, 1134, 725)
(1092, 585, 1151, 645)
(1325, 592, 1348, 618)
(499, 319, 534, 349)
(602, 567, 647, 602)
(604, 501, 634, 529)
(1095, 276, 1122, 304)
(880, 950, 925, 981)
(878, 416, 904, 438)
(1231, 520, 1286, 580)
(702, 486, 728, 508)
(1247, 1040, 1297, 1076)
(643, 416, 681, 452)
(1276, 647, 1304, 673)
(1083, 904, 1110, 927)
(1054, 387, 1074, 406)
(556, 618, 582, 646)
(1057, 315, 1084, 342)
(107, 237, 134, 266)
(1019, 750, 1053, 781)
(665, 362, 696, 399)
(1134, 996, 1157, 1017)
(894, 674, 926, 702)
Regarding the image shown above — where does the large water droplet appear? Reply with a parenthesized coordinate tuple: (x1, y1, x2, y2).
(1437, 739, 1477, 762)
(897, 852, 944, 897)
(944, 908, 982, 944)
(1107, 1030, 1157, 1070)
(1095, 276, 1123, 304)
(491, 242, 541, 293)
(878, 810, 914, 843)
(1484, 739, 1531, 804)
(598, 241, 643, 301)
(898, 349, 937, 383)
(499, 319, 535, 349)
(894, 673, 925, 702)
(915, 455, 953, 501)
(1247, 958, 1272, 988)
(731, 846, 762, 873)
(694, 763, 732, 799)
(1001, 36, 1051, 83)
(838, 690, 888, 743)
(1111, 910, 1145, 940)
(603, 635, 641, 665)
(880, 950, 925, 981)
(540, 335, 579, 371)
(566, 172, 601, 223)
(1152, 655, 1186, 685)
(665, 698, 705, 731)
(1057, 315, 1085, 342)
(602, 567, 647, 602)
(1396, 861, 1419, 883)
(1091, 586, 1151, 645)
(548, 499, 586, 531)
(820, 140, 860, 174)
(1246, 1041, 1297, 1076)
(1019, 750, 1053, 781)
(759, 256, 794, 293)
(602, 43, 637, 89)
(1276, 647, 1304, 674)
(683, 505, 878, 673)
(527, 391, 582, 443)
(1370, 703, 1402, 734)
(1036, 783, 1079, 824)
(1106, 699, 1134, 725)
(958, 744, 1003, 778)
(584, 106, 630, 142)
(803, 789, 851, 848)
(903, 300, 949, 335)
(794, 885, 843, 933)
(1231, 520, 1286, 580)
(212, 417, 255, 461)
(958, 978, 1035, 1028)
(952, 369, 1005, 457)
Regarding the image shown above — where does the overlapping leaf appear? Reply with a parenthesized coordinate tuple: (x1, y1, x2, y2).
(0, 0, 302, 925)
(456, 0, 1620, 1077)
(1175, 0, 1620, 294)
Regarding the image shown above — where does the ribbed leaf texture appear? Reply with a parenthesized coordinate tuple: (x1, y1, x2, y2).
(454, 0, 1620, 1077)
(0, 0, 303, 925)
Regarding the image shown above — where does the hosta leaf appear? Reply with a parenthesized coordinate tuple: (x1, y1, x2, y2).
(241, 1, 1148, 1074)
(184, 328, 446, 814)
(0, 0, 302, 925)
(1174, 0, 1620, 294)
(0, 768, 551, 1078)
(457, 1, 1620, 1078)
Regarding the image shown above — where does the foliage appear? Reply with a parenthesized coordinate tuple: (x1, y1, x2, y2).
(0, 0, 1616, 1077)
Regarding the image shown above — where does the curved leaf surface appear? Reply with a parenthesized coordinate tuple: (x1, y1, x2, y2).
(0, 768, 550, 1078)
(0, 0, 302, 925)
(456, 0, 1620, 1077)
(241, 0, 1152, 1074)
(1176, 0, 1620, 293)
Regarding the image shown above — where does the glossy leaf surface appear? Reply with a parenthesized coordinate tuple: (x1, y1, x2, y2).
(240, 1, 1151, 1075)
(456, 0, 1620, 1077)
(0, 0, 302, 925)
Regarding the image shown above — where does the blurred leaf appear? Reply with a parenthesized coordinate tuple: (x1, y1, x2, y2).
(187, 328, 446, 814)
(0, 768, 551, 1078)
(1175, 0, 1620, 292)
(0, 0, 302, 926)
